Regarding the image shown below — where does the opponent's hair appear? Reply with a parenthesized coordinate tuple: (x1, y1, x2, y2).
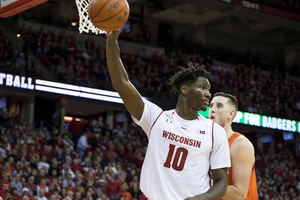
(169, 62, 211, 94)
(213, 92, 238, 112)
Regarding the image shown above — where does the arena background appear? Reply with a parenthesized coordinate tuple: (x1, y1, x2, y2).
(0, 0, 300, 199)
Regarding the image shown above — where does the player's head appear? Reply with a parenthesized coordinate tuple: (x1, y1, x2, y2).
(209, 92, 238, 127)
(169, 62, 211, 111)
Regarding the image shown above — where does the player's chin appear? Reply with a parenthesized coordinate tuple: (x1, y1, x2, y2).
(199, 105, 208, 111)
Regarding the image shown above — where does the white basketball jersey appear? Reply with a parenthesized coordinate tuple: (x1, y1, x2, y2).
(132, 100, 230, 200)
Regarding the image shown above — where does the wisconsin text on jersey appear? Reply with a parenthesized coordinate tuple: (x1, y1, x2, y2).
(162, 130, 202, 148)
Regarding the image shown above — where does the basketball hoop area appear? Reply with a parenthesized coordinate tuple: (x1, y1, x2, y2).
(0, 0, 48, 18)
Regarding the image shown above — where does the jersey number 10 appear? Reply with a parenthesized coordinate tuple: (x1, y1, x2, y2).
(163, 144, 188, 171)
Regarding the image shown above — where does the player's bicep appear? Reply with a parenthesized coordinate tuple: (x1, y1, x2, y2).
(231, 137, 255, 197)
(117, 81, 144, 120)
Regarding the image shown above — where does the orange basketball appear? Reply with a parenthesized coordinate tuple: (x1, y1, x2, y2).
(88, 0, 130, 32)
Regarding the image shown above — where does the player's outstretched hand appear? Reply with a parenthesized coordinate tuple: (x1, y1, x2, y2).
(106, 27, 123, 41)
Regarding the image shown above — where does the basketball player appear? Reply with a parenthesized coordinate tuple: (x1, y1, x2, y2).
(105, 29, 230, 200)
(209, 92, 258, 200)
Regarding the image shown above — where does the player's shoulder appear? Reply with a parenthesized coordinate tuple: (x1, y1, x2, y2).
(232, 133, 254, 150)
(198, 114, 213, 124)
(144, 99, 163, 112)
(198, 115, 225, 132)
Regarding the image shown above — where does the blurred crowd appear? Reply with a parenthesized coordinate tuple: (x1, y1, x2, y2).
(0, 23, 300, 121)
(0, 107, 300, 200)
(0, 111, 148, 200)
(256, 148, 300, 200)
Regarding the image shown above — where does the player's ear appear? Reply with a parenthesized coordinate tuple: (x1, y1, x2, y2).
(180, 84, 189, 95)
(228, 110, 235, 120)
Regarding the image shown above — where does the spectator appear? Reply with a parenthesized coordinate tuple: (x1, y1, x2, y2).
(105, 143, 118, 161)
(53, 147, 65, 165)
(45, 183, 55, 198)
(37, 156, 50, 173)
(51, 109, 61, 129)
(49, 194, 56, 200)
(37, 189, 47, 200)
(21, 188, 30, 198)
(67, 117, 83, 147)
(99, 193, 109, 200)
(62, 174, 72, 188)
(121, 182, 132, 200)
(64, 179, 76, 195)
(8, 187, 19, 200)
(0, 142, 7, 158)
(11, 174, 22, 195)
(93, 178, 104, 198)
(66, 190, 74, 199)
(48, 158, 62, 177)
(23, 176, 37, 196)
(129, 182, 141, 200)
(77, 132, 90, 159)
(37, 179, 48, 196)
(15, 53, 26, 75)
(40, 144, 53, 163)
(91, 132, 100, 150)
(74, 192, 81, 200)
(62, 134, 74, 151)
(0, 174, 11, 192)
(103, 174, 121, 199)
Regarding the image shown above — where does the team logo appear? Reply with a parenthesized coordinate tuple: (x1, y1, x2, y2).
(107, 5, 115, 14)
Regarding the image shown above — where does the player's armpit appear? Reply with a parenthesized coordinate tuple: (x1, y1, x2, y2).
(222, 136, 255, 200)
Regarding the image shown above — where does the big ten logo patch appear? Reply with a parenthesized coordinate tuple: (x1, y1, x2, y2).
(166, 119, 173, 124)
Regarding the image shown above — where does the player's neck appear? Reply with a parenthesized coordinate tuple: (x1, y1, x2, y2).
(175, 100, 198, 120)
(223, 124, 235, 139)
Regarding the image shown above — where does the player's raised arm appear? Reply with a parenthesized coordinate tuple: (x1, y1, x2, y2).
(106, 28, 144, 120)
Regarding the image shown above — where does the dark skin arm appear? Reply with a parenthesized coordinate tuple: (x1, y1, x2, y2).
(106, 28, 144, 120)
(185, 168, 228, 200)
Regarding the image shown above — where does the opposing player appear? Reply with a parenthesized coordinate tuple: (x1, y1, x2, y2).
(105, 28, 230, 200)
(209, 92, 258, 200)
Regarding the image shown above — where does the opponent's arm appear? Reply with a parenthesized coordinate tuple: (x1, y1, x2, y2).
(106, 29, 144, 120)
(221, 136, 255, 200)
(185, 168, 228, 200)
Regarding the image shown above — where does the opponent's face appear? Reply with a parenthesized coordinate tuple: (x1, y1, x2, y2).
(185, 77, 211, 111)
(209, 96, 233, 127)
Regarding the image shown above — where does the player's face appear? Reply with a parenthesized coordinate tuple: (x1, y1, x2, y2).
(209, 96, 231, 127)
(186, 77, 211, 111)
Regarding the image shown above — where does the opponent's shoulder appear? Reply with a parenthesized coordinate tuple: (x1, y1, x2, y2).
(231, 134, 255, 152)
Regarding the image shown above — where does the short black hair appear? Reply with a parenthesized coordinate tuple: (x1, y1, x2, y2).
(213, 92, 238, 111)
(169, 62, 211, 94)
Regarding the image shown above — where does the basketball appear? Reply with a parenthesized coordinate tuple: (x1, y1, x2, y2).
(88, 0, 130, 32)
